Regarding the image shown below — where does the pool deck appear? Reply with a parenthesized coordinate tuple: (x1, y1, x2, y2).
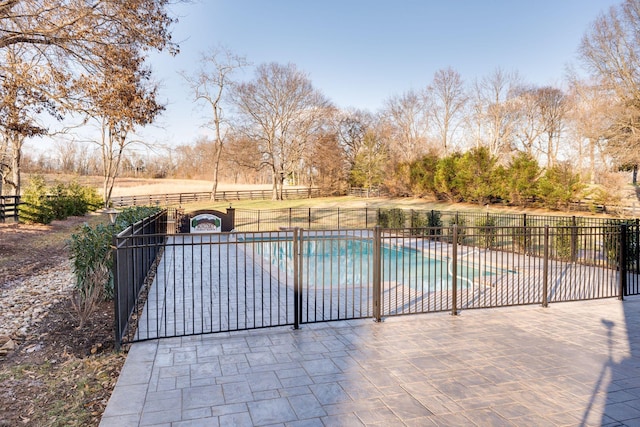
(101, 296, 640, 426)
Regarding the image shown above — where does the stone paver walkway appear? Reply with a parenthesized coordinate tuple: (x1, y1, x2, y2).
(101, 297, 640, 426)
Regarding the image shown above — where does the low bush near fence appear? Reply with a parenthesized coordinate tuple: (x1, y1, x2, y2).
(603, 218, 640, 270)
(19, 175, 103, 224)
(377, 208, 406, 228)
(68, 206, 161, 328)
(409, 210, 442, 237)
(475, 215, 498, 248)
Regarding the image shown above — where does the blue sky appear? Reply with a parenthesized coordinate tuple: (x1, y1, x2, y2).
(140, 0, 620, 146)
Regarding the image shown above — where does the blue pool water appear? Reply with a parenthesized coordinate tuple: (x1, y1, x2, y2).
(251, 237, 510, 290)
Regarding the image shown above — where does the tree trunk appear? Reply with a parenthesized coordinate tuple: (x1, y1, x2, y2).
(279, 172, 285, 201)
(210, 143, 222, 201)
(589, 137, 596, 184)
(271, 168, 279, 200)
(10, 140, 21, 196)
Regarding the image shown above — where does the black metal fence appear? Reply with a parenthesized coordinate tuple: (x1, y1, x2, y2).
(235, 207, 380, 231)
(112, 210, 168, 349)
(0, 195, 20, 223)
(348, 187, 620, 214)
(111, 187, 321, 207)
(113, 221, 640, 347)
(233, 207, 638, 232)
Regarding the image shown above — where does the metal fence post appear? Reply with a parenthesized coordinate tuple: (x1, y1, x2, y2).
(542, 225, 549, 307)
(298, 228, 304, 325)
(373, 226, 382, 322)
(293, 227, 300, 329)
(451, 224, 458, 316)
(571, 216, 578, 262)
(365, 207, 368, 229)
(619, 224, 627, 300)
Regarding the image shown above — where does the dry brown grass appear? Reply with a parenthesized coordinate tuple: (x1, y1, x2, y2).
(25, 173, 275, 197)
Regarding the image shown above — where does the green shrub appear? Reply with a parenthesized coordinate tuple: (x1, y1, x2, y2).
(552, 219, 579, 262)
(409, 210, 444, 238)
(602, 220, 639, 271)
(69, 223, 115, 298)
(407, 153, 439, 197)
(63, 181, 103, 216)
(454, 147, 499, 205)
(409, 210, 426, 235)
(513, 227, 533, 254)
(410, 210, 428, 229)
(19, 175, 54, 224)
(447, 215, 467, 244)
(114, 206, 161, 229)
(434, 153, 462, 202)
(48, 182, 75, 220)
(427, 210, 443, 227)
(19, 177, 104, 224)
(69, 205, 162, 301)
(498, 152, 540, 206)
(537, 163, 584, 210)
(377, 208, 406, 228)
(475, 215, 497, 248)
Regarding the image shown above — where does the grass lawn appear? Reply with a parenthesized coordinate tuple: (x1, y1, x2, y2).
(173, 195, 613, 220)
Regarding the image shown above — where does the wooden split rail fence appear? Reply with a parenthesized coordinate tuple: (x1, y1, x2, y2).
(0, 196, 20, 223)
(110, 187, 321, 207)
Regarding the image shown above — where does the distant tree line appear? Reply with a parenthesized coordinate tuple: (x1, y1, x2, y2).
(5, 1, 640, 209)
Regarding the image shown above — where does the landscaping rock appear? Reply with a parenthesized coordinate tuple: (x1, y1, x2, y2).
(0, 262, 74, 341)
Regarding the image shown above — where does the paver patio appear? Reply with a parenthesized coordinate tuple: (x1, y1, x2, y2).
(101, 296, 640, 426)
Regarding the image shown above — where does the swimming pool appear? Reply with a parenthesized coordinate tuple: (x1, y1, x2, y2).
(251, 235, 511, 290)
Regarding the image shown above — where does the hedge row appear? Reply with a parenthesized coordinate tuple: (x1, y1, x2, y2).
(390, 148, 586, 210)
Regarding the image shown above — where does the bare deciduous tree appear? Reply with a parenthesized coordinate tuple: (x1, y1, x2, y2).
(233, 62, 330, 200)
(566, 78, 611, 183)
(0, 0, 178, 195)
(0, 45, 51, 195)
(469, 68, 521, 160)
(536, 86, 567, 168)
(0, 1, 177, 56)
(310, 132, 348, 195)
(350, 130, 388, 190)
(55, 139, 79, 173)
(427, 67, 468, 153)
(182, 46, 248, 200)
(381, 89, 429, 163)
(580, 0, 640, 182)
(511, 86, 545, 159)
(335, 108, 372, 170)
(77, 45, 164, 206)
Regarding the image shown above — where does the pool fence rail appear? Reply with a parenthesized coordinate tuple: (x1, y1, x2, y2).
(232, 207, 638, 232)
(112, 218, 640, 348)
